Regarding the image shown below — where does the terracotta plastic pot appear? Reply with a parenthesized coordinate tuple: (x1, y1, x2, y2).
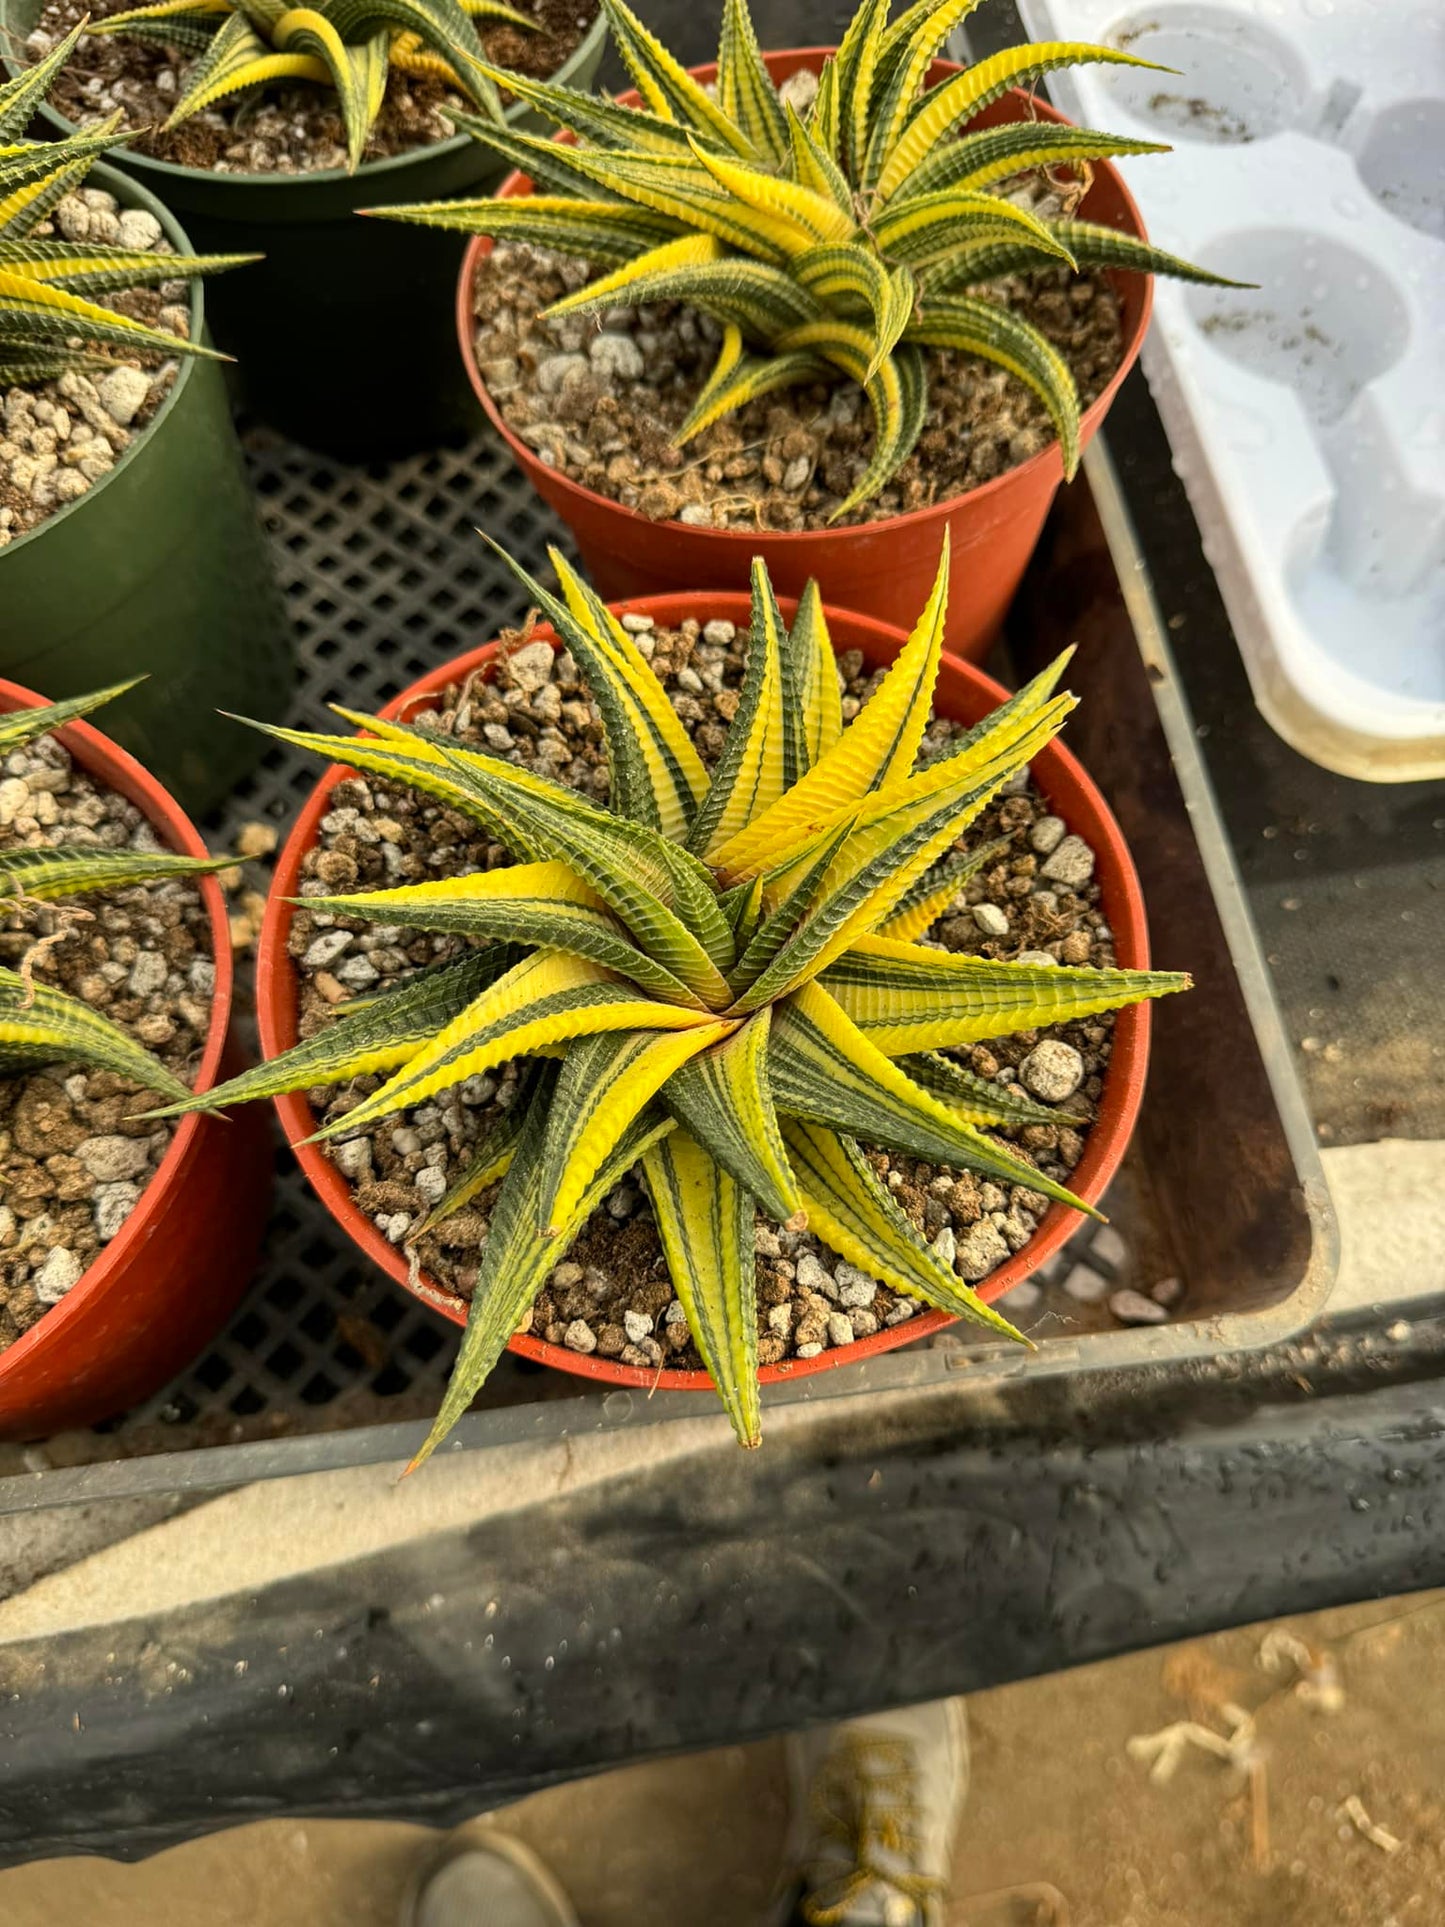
(456, 50, 1155, 660)
(0, 0, 607, 459)
(0, 681, 274, 1439)
(258, 593, 1154, 1401)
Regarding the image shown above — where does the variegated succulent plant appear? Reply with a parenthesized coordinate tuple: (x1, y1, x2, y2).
(176, 539, 1188, 1462)
(88, 0, 536, 172)
(0, 685, 234, 1101)
(0, 24, 250, 388)
(378, 0, 1235, 515)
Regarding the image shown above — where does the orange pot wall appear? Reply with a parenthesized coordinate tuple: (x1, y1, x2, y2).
(258, 595, 1154, 1399)
(457, 51, 1155, 660)
(0, 682, 273, 1438)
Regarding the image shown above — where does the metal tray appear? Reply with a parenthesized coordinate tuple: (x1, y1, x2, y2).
(0, 434, 1337, 1508)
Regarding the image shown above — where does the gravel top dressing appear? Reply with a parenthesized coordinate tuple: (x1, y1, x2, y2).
(469, 239, 1125, 533)
(288, 617, 1123, 1373)
(0, 732, 214, 1353)
(29, 0, 600, 175)
(0, 182, 190, 546)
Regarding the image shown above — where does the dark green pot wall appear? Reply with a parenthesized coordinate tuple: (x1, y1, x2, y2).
(0, 164, 293, 814)
(3, 1, 607, 459)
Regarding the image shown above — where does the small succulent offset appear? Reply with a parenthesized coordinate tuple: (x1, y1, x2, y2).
(378, 0, 1234, 515)
(0, 685, 233, 1102)
(0, 25, 251, 388)
(177, 539, 1188, 1462)
(89, 0, 538, 172)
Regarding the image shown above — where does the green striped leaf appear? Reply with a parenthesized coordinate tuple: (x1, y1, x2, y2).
(0, 845, 233, 903)
(786, 580, 843, 771)
(874, 42, 1172, 202)
(408, 1069, 675, 1471)
(0, 968, 191, 1100)
(151, 952, 508, 1118)
(0, 682, 140, 755)
(876, 836, 1010, 942)
(641, 1126, 760, 1447)
(600, 0, 757, 156)
(783, 99, 853, 213)
(310, 949, 719, 1142)
(874, 188, 1074, 271)
(674, 331, 829, 446)
(298, 862, 705, 1007)
(898, 1048, 1080, 1128)
(1047, 218, 1252, 288)
(832, 0, 889, 179)
(821, 932, 1191, 1055)
(769, 978, 1098, 1215)
(2, 239, 259, 297)
(717, 0, 789, 165)
(896, 123, 1172, 205)
(782, 1118, 1026, 1340)
(271, 14, 388, 171)
(661, 1008, 802, 1226)
(0, 19, 87, 141)
(907, 295, 1083, 478)
(489, 539, 709, 841)
(368, 194, 681, 262)
(535, 1021, 728, 1234)
(546, 250, 821, 341)
(687, 558, 794, 861)
(861, 0, 986, 188)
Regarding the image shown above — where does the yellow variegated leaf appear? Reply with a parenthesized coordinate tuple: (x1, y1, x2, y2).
(642, 1126, 760, 1447)
(822, 932, 1191, 1055)
(787, 580, 843, 770)
(688, 557, 793, 860)
(536, 1021, 732, 1233)
(543, 231, 723, 319)
(782, 1118, 1026, 1342)
(874, 41, 1171, 201)
(310, 949, 716, 1140)
(661, 1007, 802, 1226)
(709, 540, 950, 880)
(688, 138, 856, 250)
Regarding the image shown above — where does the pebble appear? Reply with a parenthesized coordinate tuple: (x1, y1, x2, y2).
(620, 612, 654, 634)
(972, 903, 1010, 937)
(795, 1341, 824, 1358)
(1020, 1039, 1085, 1103)
(94, 1181, 142, 1242)
(304, 929, 353, 969)
(98, 366, 151, 428)
(1151, 1275, 1184, 1307)
(335, 955, 379, 991)
(535, 352, 589, 395)
(782, 455, 812, 491)
(1016, 949, 1058, 968)
(34, 1246, 83, 1304)
(413, 1167, 447, 1204)
(128, 951, 168, 997)
(588, 332, 644, 381)
(766, 1303, 793, 1337)
(794, 1252, 835, 1298)
(564, 1319, 597, 1354)
(955, 1221, 1010, 1281)
(77, 1135, 151, 1183)
(677, 504, 711, 526)
(1040, 835, 1096, 890)
(1110, 1287, 1169, 1326)
(1090, 1223, 1129, 1270)
(884, 1301, 917, 1325)
(1062, 1261, 1108, 1303)
(930, 1225, 957, 1268)
(622, 1309, 653, 1343)
(826, 1311, 855, 1347)
(1029, 815, 1067, 855)
(835, 1264, 877, 1309)
(506, 641, 555, 692)
(332, 1138, 372, 1181)
(664, 1300, 687, 1326)
(116, 207, 163, 251)
(702, 620, 736, 646)
(0, 778, 29, 826)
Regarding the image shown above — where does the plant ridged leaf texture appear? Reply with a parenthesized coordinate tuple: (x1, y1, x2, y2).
(372, 0, 1241, 513)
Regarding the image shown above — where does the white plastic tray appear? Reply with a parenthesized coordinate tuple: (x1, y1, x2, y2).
(1012, 0, 1445, 782)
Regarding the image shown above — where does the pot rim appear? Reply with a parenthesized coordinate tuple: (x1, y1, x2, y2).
(257, 590, 1154, 1395)
(456, 49, 1155, 551)
(3, 5, 608, 192)
(0, 160, 207, 563)
(0, 678, 235, 1387)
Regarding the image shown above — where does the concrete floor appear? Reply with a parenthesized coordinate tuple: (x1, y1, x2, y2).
(3, 1588, 1442, 1926)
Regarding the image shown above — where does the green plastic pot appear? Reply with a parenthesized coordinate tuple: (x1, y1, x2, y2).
(0, 162, 293, 815)
(1, 0, 608, 458)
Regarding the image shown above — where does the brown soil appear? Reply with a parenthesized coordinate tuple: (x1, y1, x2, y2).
(0, 729, 215, 1353)
(285, 613, 1123, 1373)
(469, 241, 1126, 531)
(30, 0, 599, 175)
